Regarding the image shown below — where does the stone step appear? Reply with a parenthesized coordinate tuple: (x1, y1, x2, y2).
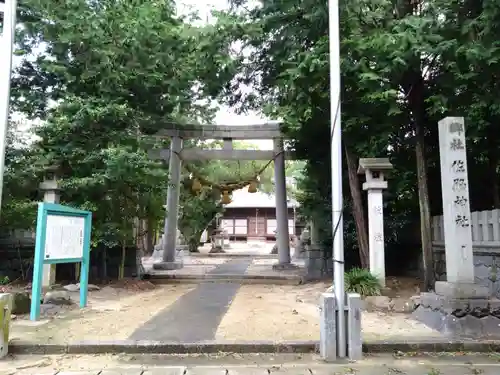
(148, 274, 304, 285)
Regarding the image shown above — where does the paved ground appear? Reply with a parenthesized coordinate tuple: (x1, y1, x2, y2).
(129, 259, 252, 342)
(4, 353, 500, 375)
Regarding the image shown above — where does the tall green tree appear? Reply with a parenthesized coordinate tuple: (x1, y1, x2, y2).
(9, 0, 231, 277)
(201, 0, 500, 284)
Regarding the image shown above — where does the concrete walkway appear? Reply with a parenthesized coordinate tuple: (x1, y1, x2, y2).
(129, 259, 252, 342)
(14, 361, 500, 375)
(6, 353, 500, 375)
(48, 366, 500, 375)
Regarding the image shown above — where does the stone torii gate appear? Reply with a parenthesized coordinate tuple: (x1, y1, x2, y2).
(149, 122, 295, 270)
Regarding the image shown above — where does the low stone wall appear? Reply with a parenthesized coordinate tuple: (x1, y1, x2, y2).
(0, 239, 138, 282)
(0, 241, 35, 281)
(433, 244, 500, 298)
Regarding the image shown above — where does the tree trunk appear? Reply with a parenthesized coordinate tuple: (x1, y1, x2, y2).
(345, 145, 370, 268)
(134, 218, 147, 278)
(396, 0, 433, 291)
(101, 247, 108, 280)
(407, 72, 434, 291)
(146, 218, 155, 255)
(119, 242, 126, 279)
(415, 127, 434, 291)
(74, 263, 80, 281)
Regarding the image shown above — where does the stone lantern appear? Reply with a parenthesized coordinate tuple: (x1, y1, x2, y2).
(211, 227, 225, 253)
(357, 158, 393, 287)
(40, 164, 61, 204)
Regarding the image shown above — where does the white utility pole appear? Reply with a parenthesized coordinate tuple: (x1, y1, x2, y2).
(328, 0, 346, 357)
(0, 0, 18, 213)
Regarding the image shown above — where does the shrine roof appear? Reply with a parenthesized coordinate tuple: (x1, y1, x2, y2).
(225, 189, 298, 209)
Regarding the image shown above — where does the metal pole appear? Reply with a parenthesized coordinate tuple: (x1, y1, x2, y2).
(328, 0, 346, 357)
(0, 0, 17, 214)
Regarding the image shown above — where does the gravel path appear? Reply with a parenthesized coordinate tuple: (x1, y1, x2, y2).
(9, 279, 442, 344)
(10, 284, 194, 344)
(217, 284, 442, 341)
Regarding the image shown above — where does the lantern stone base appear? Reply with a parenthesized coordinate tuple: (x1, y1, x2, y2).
(305, 247, 332, 280)
(412, 283, 500, 338)
(272, 263, 300, 271)
(152, 261, 184, 270)
(292, 249, 306, 260)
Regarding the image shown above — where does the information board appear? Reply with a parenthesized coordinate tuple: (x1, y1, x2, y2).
(44, 215, 85, 260)
(30, 202, 92, 321)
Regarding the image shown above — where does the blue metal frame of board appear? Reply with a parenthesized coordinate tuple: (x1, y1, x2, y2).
(30, 202, 92, 321)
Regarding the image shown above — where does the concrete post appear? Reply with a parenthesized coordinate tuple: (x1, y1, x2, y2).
(346, 293, 363, 360)
(358, 158, 393, 287)
(39, 176, 61, 287)
(319, 292, 336, 361)
(273, 138, 291, 265)
(154, 136, 183, 270)
(435, 117, 488, 297)
(0, 293, 13, 358)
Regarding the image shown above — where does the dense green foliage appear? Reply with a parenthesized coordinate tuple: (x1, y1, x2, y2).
(199, 0, 500, 287)
(3, 0, 500, 285)
(2, 0, 238, 277)
(2, 0, 287, 276)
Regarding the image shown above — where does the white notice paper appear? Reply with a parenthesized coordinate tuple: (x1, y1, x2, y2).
(44, 215, 85, 260)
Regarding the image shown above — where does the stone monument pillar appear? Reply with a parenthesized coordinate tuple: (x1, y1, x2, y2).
(154, 136, 183, 270)
(413, 117, 491, 338)
(273, 138, 292, 268)
(433, 117, 488, 296)
(39, 166, 62, 287)
(357, 158, 393, 287)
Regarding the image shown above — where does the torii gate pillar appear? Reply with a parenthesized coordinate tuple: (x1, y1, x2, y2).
(273, 138, 292, 267)
(154, 136, 183, 270)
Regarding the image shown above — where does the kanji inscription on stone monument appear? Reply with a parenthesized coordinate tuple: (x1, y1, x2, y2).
(450, 138, 465, 151)
(451, 160, 465, 173)
(454, 196, 467, 206)
(438, 117, 474, 284)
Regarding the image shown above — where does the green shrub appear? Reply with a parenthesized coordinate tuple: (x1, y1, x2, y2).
(344, 268, 381, 296)
(0, 276, 9, 285)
